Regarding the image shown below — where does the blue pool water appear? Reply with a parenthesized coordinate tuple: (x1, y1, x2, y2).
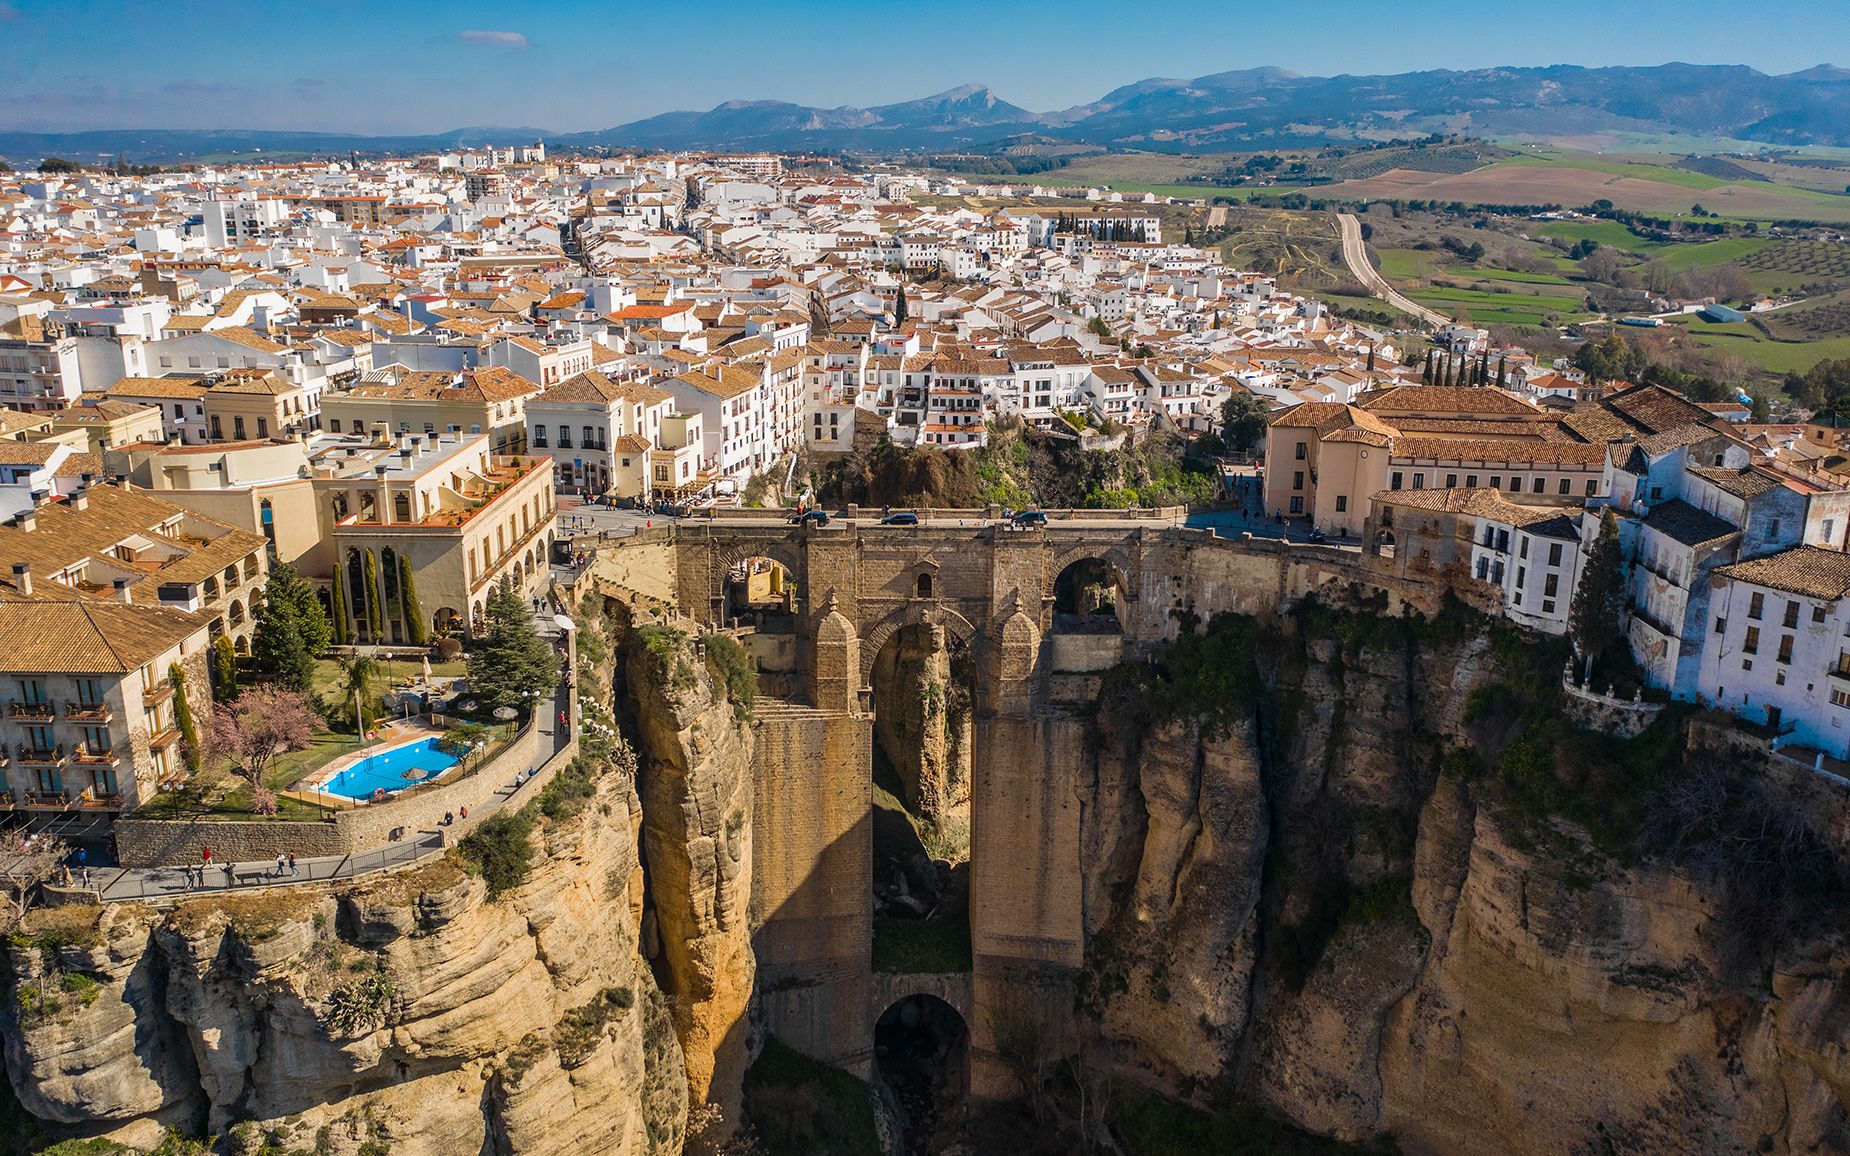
(320, 738, 460, 800)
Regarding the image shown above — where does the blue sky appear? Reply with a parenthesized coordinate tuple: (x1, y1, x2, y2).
(4, 0, 1849, 134)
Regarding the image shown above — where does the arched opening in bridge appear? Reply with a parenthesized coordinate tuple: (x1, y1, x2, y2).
(724, 555, 796, 632)
(1052, 556, 1127, 633)
(875, 994, 968, 1154)
(869, 622, 973, 982)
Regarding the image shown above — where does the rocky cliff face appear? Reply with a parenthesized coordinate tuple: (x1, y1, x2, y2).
(1077, 613, 1850, 1155)
(622, 624, 756, 1127)
(2, 753, 685, 1156)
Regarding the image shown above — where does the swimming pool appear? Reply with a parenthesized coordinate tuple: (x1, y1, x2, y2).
(318, 738, 461, 801)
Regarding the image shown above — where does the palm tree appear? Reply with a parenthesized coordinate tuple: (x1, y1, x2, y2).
(339, 654, 382, 736)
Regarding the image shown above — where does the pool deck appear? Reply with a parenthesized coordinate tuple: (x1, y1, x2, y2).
(283, 721, 447, 810)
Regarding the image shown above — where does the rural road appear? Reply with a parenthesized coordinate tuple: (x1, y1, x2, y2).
(1336, 213, 1452, 329)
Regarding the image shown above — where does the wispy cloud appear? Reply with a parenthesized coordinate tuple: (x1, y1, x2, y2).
(458, 29, 530, 49)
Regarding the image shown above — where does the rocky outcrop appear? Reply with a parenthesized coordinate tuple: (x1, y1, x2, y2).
(1077, 616, 1850, 1155)
(2, 755, 685, 1156)
(871, 621, 971, 820)
(623, 624, 756, 1125)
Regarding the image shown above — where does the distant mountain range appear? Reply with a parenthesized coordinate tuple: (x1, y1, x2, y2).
(7, 63, 1850, 163)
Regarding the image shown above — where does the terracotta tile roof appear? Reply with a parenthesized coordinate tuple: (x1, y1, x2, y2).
(0, 594, 203, 674)
(1714, 545, 1850, 601)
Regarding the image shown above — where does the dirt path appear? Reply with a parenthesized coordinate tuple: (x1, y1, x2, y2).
(1335, 212, 1450, 329)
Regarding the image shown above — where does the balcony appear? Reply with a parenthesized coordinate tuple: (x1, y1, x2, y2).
(147, 725, 181, 750)
(143, 684, 175, 707)
(23, 792, 70, 809)
(8, 700, 54, 720)
(64, 700, 112, 722)
(70, 745, 118, 767)
(16, 744, 63, 766)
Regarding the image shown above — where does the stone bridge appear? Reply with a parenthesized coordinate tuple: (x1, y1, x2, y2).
(583, 516, 1452, 1093)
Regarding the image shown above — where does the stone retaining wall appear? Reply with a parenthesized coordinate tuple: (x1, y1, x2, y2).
(115, 722, 552, 867)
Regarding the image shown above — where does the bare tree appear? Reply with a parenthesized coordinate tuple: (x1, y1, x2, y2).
(0, 833, 71, 928)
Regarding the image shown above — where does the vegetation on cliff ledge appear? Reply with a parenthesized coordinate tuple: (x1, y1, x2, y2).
(808, 422, 1218, 510)
(742, 1035, 881, 1156)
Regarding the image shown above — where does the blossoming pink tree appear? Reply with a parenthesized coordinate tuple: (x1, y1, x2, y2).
(201, 685, 314, 815)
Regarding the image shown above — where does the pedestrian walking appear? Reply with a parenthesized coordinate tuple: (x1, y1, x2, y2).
(276, 854, 287, 879)
(201, 845, 212, 866)
(288, 852, 298, 878)
(459, 804, 468, 821)
(81, 866, 91, 889)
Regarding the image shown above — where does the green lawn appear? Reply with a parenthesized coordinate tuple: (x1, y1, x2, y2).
(1650, 236, 1778, 271)
(1376, 248, 1434, 278)
(1444, 265, 1575, 285)
(1532, 220, 1668, 253)
(1411, 285, 1588, 313)
(1683, 330, 1850, 374)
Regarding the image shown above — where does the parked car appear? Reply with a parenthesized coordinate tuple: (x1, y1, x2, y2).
(790, 510, 830, 526)
(880, 512, 920, 526)
(1010, 510, 1049, 528)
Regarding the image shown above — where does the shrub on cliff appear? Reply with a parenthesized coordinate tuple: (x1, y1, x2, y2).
(456, 807, 536, 899)
(701, 633, 757, 723)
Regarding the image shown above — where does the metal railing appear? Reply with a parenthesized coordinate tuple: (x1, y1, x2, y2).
(96, 830, 447, 903)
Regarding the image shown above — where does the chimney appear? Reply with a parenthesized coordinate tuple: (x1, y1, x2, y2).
(11, 563, 29, 596)
(70, 490, 88, 512)
(18, 512, 34, 533)
(113, 578, 131, 605)
(375, 464, 392, 525)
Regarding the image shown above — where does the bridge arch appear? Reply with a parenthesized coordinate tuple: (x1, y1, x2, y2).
(711, 537, 807, 624)
(858, 603, 978, 690)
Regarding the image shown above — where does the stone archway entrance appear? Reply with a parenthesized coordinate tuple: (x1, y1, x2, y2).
(875, 993, 969, 1154)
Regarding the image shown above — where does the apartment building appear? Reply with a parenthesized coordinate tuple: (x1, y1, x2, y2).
(526, 370, 674, 495)
(204, 370, 312, 442)
(0, 592, 212, 811)
(322, 366, 540, 454)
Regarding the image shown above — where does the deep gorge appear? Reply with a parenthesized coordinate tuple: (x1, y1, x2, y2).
(4, 573, 1849, 1155)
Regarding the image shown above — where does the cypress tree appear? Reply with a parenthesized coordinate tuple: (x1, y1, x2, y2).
(1478, 348, 1491, 384)
(1366, 346, 1376, 373)
(330, 565, 350, 646)
(893, 283, 909, 327)
(1496, 357, 1508, 388)
(1421, 349, 1434, 385)
(210, 636, 239, 702)
(399, 553, 428, 646)
(170, 662, 201, 772)
(363, 549, 385, 640)
(1569, 509, 1629, 683)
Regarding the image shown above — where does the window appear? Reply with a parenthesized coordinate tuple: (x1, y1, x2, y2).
(1288, 496, 1303, 513)
(1496, 529, 1509, 553)
(1778, 635, 1794, 664)
(1412, 474, 1424, 490)
(1533, 477, 1546, 494)
(1544, 573, 1558, 598)
(583, 425, 595, 447)
(233, 416, 245, 439)
(1559, 478, 1572, 495)
(1391, 472, 1403, 490)
(1815, 605, 1828, 624)
(1542, 600, 1554, 614)
(1466, 475, 1478, 488)
(1749, 592, 1764, 620)
(1766, 518, 1782, 541)
(1476, 557, 1489, 580)
(1520, 538, 1529, 559)
(1832, 687, 1850, 708)
(533, 425, 547, 447)
(1715, 617, 1726, 635)
(1785, 601, 1800, 629)
(256, 417, 268, 438)
(558, 428, 572, 449)
(1490, 476, 1501, 489)
(1586, 480, 1598, 497)
(1335, 496, 1348, 513)
(1292, 471, 1304, 491)
(1650, 486, 1663, 501)
(328, 419, 341, 433)
(1826, 519, 1837, 544)
(1295, 442, 1306, 460)
(1507, 476, 1521, 492)
(1548, 543, 1563, 566)
(1744, 626, 1760, 654)
(1515, 566, 1525, 589)
(1446, 474, 1457, 487)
